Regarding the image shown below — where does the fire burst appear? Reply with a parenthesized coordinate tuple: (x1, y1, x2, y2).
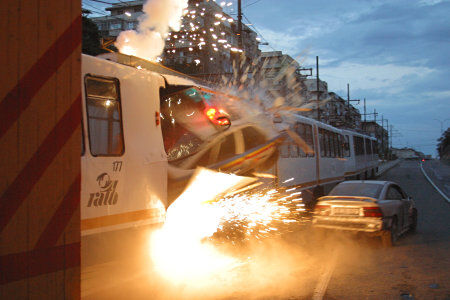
(149, 168, 305, 287)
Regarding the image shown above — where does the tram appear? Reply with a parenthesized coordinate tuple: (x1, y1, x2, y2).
(80, 53, 378, 262)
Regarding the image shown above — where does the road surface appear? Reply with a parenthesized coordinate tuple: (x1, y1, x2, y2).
(81, 160, 450, 299)
(317, 159, 449, 299)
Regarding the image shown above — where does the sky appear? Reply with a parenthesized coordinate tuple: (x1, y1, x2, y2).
(84, 0, 450, 155)
(238, 0, 450, 156)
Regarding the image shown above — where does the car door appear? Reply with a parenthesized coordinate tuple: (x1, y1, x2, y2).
(385, 184, 406, 230)
(395, 185, 411, 229)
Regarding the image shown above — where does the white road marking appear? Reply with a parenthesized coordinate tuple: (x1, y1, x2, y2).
(312, 250, 338, 300)
(420, 163, 450, 203)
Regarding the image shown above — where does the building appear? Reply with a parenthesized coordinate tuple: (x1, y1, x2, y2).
(362, 120, 389, 157)
(256, 51, 305, 106)
(392, 148, 421, 159)
(91, 0, 144, 38)
(91, 0, 260, 78)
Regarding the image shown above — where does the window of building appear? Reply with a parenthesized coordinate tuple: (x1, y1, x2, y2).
(85, 76, 124, 156)
(126, 22, 135, 30)
(110, 23, 122, 30)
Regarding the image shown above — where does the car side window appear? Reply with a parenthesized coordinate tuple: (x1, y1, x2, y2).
(197, 148, 212, 166)
(242, 126, 265, 151)
(386, 186, 403, 200)
(217, 133, 236, 162)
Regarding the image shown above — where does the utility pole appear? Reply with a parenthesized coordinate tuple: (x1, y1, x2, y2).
(237, 0, 243, 79)
(363, 98, 366, 123)
(390, 125, 393, 159)
(237, 0, 243, 50)
(346, 83, 360, 127)
(316, 56, 320, 121)
(381, 115, 384, 158)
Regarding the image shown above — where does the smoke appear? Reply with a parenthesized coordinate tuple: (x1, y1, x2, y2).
(115, 0, 188, 61)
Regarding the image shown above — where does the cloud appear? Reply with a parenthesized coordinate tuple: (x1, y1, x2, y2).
(247, 0, 450, 154)
(321, 62, 434, 93)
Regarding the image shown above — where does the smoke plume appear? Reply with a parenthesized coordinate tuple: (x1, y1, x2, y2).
(115, 0, 188, 61)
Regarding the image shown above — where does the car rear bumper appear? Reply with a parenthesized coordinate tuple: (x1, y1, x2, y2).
(312, 216, 383, 233)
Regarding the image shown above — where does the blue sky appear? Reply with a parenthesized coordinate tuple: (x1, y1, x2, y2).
(84, 0, 449, 155)
(239, 0, 450, 155)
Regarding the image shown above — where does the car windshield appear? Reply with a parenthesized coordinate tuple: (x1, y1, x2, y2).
(328, 183, 383, 199)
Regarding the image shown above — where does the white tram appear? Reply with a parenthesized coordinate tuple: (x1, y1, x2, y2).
(80, 54, 282, 263)
(276, 115, 378, 206)
(80, 54, 379, 262)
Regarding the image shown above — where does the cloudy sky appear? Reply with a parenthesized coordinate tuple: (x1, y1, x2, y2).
(238, 0, 449, 155)
(85, 0, 449, 155)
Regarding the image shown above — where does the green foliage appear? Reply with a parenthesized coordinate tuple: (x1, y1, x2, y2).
(82, 15, 106, 56)
(436, 127, 450, 160)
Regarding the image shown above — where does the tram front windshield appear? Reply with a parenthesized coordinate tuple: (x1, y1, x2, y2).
(160, 87, 219, 162)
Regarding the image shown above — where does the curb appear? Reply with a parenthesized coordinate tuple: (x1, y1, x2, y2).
(420, 163, 450, 203)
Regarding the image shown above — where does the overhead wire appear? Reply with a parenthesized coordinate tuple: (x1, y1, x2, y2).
(242, 13, 276, 51)
(82, 1, 109, 15)
(244, 0, 264, 8)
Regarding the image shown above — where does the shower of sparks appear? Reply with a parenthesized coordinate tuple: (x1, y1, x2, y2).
(150, 168, 306, 285)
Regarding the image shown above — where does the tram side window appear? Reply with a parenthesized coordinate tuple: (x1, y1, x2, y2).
(295, 123, 306, 157)
(373, 140, 379, 155)
(323, 130, 330, 157)
(344, 135, 350, 157)
(336, 134, 342, 158)
(85, 76, 124, 156)
(319, 129, 325, 157)
(354, 136, 364, 156)
(305, 124, 315, 157)
(333, 133, 339, 158)
(280, 140, 290, 158)
(365, 138, 372, 155)
(328, 131, 335, 157)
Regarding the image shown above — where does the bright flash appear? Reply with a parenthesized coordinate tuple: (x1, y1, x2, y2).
(150, 168, 303, 286)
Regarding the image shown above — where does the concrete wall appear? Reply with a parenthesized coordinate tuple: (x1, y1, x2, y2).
(0, 0, 81, 298)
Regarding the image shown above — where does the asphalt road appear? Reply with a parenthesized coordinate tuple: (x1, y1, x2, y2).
(82, 160, 450, 299)
(318, 160, 450, 299)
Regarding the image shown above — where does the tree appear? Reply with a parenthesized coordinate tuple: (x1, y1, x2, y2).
(82, 9, 106, 56)
(436, 127, 449, 161)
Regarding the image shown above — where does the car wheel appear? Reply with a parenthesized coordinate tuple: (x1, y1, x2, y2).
(409, 209, 418, 232)
(381, 217, 398, 247)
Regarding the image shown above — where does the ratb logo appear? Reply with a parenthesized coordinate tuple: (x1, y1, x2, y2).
(87, 173, 119, 207)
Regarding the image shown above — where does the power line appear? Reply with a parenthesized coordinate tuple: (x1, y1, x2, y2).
(242, 13, 276, 51)
(244, 0, 264, 8)
(82, 2, 109, 15)
(87, 0, 116, 5)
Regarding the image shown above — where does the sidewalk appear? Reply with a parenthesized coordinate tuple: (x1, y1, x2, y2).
(376, 159, 401, 177)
